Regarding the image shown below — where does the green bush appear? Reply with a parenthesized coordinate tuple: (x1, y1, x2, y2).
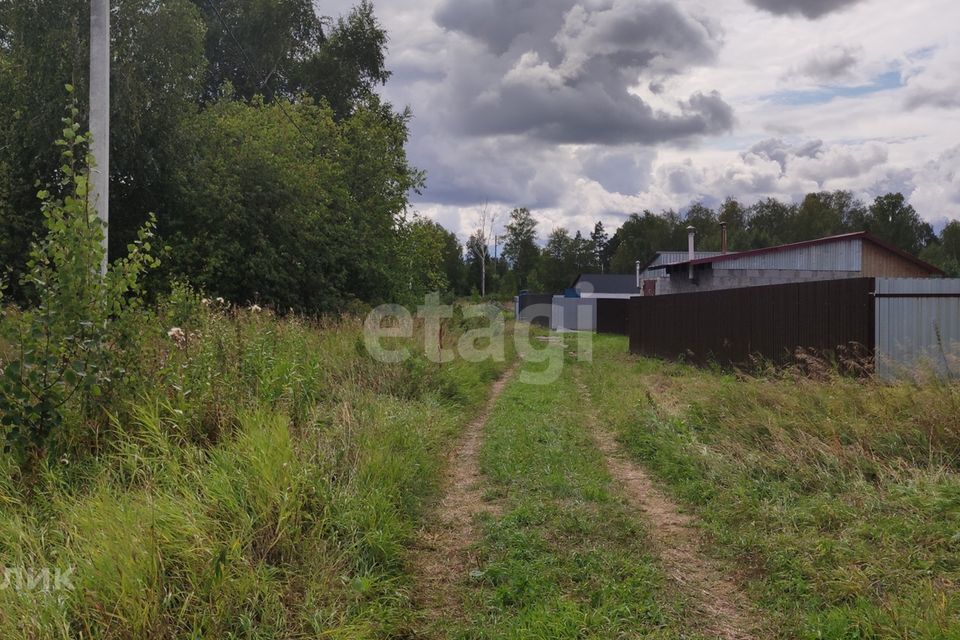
(0, 94, 160, 468)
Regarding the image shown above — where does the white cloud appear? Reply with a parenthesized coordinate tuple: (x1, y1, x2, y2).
(341, 0, 960, 238)
(910, 146, 960, 222)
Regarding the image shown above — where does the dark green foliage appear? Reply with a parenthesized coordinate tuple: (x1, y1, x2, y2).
(608, 190, 942, 275)
(920, 221, 960, 276)
(0, 98, 160, 466)
(590, 221, 610, 272)
(162, 96, 421, 311)
(502, 207, 539, 291)
(397, 216, 464, 300)
(0, 0, 206, 294)
(853, 193, 936, 256)
(194, 0, 388, 118)
(539, 228, 578, 293)
(0, 0, 421, 312)
(610, 209, 680, 273)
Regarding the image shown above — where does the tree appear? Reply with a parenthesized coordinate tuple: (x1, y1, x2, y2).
(919, 220, 960, 277)
(718, 197, 748, 250)
(162, 96, 420, 312)
(590, 222, 609, 272)
(502, 207, 539, 291)
(0, 0, 206, 295)
(465, 231, 491, 297)
(793, 191, 862, 241)
(539, 228, 575, 292)
(610, 210, 676, 273)
(467, 206, 498, 297)
(291, 1, 390, 119)
(572, 230, 592, 273)
(0, 0, 401, 305)
(852, 193, 934, 256)
(193, 0, 388, 118)
(745, 198, 798, 249)
(943, 220, 960, 259)
(397, 217, 453, 299)
(439, 227, 467, 296)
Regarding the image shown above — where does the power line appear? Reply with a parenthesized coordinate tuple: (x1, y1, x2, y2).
(203, 0, 315, 150)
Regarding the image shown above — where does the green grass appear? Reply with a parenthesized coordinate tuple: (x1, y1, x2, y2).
(6, 302, 957, 639)
(0, 298, 514, 638)
(449, 342, 692, 639)
(580, 335, 960, 639)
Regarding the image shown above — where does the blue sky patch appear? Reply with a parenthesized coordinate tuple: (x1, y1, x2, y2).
(766, 70, 903, 106)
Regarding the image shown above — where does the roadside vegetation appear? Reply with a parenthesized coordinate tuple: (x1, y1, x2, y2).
(580, 335, 960, 639)
(0, 293, 514, 637)
(0, 123, 515, 635)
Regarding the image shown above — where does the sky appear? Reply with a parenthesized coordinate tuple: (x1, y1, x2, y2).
(319, 0, 960, 241)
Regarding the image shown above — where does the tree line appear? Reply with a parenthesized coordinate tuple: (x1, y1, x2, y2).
(443, 192, 960, 298)
(1, 2, 957, 311)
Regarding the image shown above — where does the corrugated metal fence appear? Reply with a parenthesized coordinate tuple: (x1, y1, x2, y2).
(628, 277, 960, 377)
(875, 278, 960, 378)
(596, 299, 629, 335)
(629, 278, 875, 366)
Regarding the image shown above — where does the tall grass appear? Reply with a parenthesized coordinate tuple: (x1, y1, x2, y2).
(0, 289, 512, 638)
(581, 335, 960, 638)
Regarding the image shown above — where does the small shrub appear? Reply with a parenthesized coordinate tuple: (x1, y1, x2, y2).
(0, 93, 160, 468)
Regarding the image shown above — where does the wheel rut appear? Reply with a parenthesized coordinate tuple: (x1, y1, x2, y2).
(408, 365, 516, 635)
(574, 374, 761, 640)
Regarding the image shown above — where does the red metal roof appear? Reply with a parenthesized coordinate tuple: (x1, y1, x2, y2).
(653, 231, 944, 275)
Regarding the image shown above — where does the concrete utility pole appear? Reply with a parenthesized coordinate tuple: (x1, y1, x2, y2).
(90, 0, 110, 275)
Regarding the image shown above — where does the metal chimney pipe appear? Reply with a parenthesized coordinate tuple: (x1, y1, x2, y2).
(687, 225, 696, 281)
(720, 222, 728, 254)
(635, 260, 641, 289)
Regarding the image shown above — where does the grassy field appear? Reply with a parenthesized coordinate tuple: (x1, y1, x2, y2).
(580, 335, 960, 639)
(0, 296, 513, 638)
(451, 344, 692, 638)
(3, 302, 958, 639)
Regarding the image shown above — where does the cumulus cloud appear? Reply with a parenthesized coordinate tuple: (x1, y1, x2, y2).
(410, 133, 571, 209)
(746, 138, 823, 172)
(656, 138, 895, 205)
(580, 148, 656, 196)
(905, 88, 960, 110)
(435, 0, 733, 145)
(745, 0, 865, 19)
(357, 0, 960, 236)
(742, 138, 888, 188)
(902, 44, 960, 110)
(791, 143, 888, 185)
(797, 46, 860, 82)
(434, 0, 576, 56)
(910, 146, 960, 220)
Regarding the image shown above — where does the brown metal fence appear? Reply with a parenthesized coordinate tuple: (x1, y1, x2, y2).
(628, 278, 875, 365)
(596, 299, 629, 335)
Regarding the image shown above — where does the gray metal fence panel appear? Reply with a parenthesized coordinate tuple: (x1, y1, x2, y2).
(875, 278, 960, 378)
(551, 297, 597, 332)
